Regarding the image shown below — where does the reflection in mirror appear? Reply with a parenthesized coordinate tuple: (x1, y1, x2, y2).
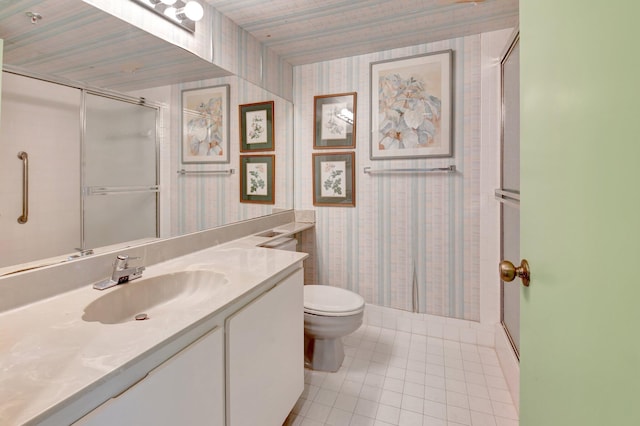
(160, 76, 294, 237)
(0, 20, 294, 276)
(83, 92, 160, 248)
(0, 71, 161, 270)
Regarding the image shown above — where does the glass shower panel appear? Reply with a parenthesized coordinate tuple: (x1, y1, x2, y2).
(84, 94, 157, 187)
(83, 93, 158, 249)
(502, 42, 520, 193)
(83, 192, 157, 248)
(500, 35, 520, 357)
(502, 202, 520, 353)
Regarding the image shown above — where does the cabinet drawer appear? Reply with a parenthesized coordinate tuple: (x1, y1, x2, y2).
(74, 326, 224, 426)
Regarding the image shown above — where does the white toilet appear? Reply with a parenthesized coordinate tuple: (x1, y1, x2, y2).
(304, 284, 365, 372)
(264, 236, 365, 372)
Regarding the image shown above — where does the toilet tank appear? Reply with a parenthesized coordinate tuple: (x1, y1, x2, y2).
(262, 237, 297, 252)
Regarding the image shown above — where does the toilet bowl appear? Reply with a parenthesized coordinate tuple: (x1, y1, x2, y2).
(303, 285, 365, 372)
(261, 237, 365, 371)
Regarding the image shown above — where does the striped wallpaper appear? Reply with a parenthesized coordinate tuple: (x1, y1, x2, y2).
(294, 35, 482, 321)
(168, 76, 294, 237)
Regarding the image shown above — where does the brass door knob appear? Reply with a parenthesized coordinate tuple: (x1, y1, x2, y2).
(499, 259, 530, 287)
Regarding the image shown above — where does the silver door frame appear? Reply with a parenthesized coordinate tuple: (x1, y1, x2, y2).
(2, 66, 162, 250)
(498, 28, 521, 360)
(80, 90, 161, 249)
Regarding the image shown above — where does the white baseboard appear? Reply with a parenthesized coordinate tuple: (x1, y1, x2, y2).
(362, 304, 496, 347)
(495, 323, 520, 412)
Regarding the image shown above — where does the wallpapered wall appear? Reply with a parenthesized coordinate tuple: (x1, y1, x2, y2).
(294, 35, 482, 321)
(168, 76, 294, 237)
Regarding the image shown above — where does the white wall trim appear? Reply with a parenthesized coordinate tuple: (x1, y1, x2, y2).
(363, 304, 495, 348)
(479, 28, 514, 326)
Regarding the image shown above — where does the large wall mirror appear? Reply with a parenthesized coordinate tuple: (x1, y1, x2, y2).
(0, 1, 294, 274)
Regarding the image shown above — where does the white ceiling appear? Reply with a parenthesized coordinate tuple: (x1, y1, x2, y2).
(0, 0, 518, 91)
(0, 0, 231, 91)
(205, 0, 519, 65)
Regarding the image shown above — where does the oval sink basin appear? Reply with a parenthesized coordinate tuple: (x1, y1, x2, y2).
(82, 270, 228, 324)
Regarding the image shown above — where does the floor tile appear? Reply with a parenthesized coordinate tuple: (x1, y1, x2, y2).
(286, 324, 518, 426)
(399, 409, 424, 426)
(326, 407, 353, 426)
(376, 404, 400, 424)
(379, 389, 402, 408)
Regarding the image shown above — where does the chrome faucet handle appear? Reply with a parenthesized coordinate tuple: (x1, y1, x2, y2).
(113, 254, 140, 270)
(94, 255, 144, 290)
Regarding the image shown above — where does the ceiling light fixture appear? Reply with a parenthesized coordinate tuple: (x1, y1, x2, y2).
(176, 1, 204, 22)
(131, 0, 204, 33)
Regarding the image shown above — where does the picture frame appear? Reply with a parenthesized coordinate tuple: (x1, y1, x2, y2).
(181, 84, 230, 163)
(239, 101, 275, 152)
(313, 92, 357, 149)
(240, 155, 275, 204)
(370, 50, 453, 160)
(312, 152, 355, 207)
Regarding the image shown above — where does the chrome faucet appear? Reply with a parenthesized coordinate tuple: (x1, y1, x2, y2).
(93, 254, 146, 290)
(67, 248, 94, 260)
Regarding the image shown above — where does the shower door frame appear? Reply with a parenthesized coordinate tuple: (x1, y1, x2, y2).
(3, 65, 162, 253)
(498, 30, 521, 360)
(80, 89, 161, 250)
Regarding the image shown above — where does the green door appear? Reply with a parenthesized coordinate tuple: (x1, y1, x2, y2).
(519, 1, 640, 425)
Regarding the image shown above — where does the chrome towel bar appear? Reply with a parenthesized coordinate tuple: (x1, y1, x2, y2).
(177, 169, 235, 175)
(86, 186, 160, 196)
(494, 189, 520, 208)
(363, 165, 456, 174)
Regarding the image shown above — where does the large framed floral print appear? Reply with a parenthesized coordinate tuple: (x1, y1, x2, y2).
(181, 84, 230, 163)
(370, 50, 452, 159)
(239, 101, 275, 152)
(312, 152, 355, 207)
(240, 155, 275, 204)
(313, 92, 357, 149)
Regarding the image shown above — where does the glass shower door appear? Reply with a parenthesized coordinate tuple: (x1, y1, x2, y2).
(82, 93, 159, 249)
(498, 34, 521, 357)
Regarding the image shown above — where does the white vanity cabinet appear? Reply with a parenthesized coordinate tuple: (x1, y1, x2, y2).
(226, 268, 304, 426)
(74, 326, 225, 426)
(71, 266, 304, 426)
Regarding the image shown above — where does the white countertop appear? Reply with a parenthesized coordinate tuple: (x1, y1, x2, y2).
(0, 230, 309, 425)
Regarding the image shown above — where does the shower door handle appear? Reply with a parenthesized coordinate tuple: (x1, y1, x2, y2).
(17, 151, 29, 224)
(499, 259, 530, 287)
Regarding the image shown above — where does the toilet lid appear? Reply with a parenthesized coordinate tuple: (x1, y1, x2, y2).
(304, 285, 365, 316)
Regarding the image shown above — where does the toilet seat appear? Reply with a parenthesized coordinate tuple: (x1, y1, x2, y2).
(304, 285, 365, 317)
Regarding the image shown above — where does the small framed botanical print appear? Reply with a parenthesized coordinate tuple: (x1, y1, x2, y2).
(240, 155, 275, 204)
(239, 101, 275, 152)
(312, 152, 355, 207)
(313, 92, 357, 149)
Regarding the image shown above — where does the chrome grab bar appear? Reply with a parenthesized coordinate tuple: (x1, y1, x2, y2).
(17, 151, 28, 224)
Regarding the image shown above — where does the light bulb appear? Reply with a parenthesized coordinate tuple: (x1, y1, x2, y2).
(183, 1, 204, 21)
(164, 6, 177, 19)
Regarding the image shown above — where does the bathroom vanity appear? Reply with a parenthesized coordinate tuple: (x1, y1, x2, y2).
(0, 216, 312, 426)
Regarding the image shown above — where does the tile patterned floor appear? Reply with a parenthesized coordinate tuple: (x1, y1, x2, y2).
(284, 325, 518, 426)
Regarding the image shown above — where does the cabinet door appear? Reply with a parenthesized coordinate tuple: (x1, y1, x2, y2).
(74, 327, 224, 426)
(226, 269, 304, 426)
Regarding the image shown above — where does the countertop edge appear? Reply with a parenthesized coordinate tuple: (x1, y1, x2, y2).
(0, 224, 312, 425)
